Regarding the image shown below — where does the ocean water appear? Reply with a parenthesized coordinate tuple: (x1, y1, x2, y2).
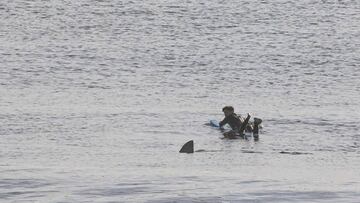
(0, 0, 359, 202)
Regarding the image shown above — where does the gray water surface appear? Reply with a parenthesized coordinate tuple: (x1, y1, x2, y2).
(1, 0, 360, 202)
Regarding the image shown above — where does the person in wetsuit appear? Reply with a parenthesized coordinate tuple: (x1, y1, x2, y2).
(219, 106, 241, 132)
(219, 106, 262, 139)
(219, 106, 243, 139)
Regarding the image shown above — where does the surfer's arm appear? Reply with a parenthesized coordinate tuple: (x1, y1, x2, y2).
(219, 117, 228, 127)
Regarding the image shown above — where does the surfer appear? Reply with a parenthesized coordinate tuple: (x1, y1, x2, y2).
(219, 106, 244, 139)
(219, 106, 241, 130)
(219, 106, 262, 139)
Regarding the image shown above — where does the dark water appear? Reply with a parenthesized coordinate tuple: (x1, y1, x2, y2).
(1, 0, 359, 202)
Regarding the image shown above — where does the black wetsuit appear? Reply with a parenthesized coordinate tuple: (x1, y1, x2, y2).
(219, 113, 241, 132)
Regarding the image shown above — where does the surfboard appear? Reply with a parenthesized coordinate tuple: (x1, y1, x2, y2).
(209, 119, 231, 130)
(209, 119, 220, 128)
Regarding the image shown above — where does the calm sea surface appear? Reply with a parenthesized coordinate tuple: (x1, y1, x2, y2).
(1, 0, 359, 202)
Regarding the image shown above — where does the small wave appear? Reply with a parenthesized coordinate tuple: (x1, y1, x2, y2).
(241, 150, 263, 154)
(279, 151, 313, 155)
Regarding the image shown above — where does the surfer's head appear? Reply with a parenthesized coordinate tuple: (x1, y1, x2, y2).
(222, 106, 234, 117)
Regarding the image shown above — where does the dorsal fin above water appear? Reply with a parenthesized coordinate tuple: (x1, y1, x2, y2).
(179, 140, 194, 153)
